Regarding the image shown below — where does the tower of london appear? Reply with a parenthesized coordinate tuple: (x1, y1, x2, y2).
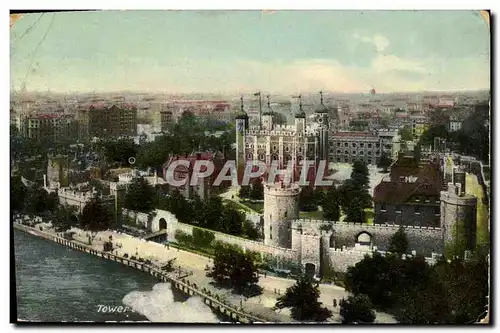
(235, 93, 333, 179)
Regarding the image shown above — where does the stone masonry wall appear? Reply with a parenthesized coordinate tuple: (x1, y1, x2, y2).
(141, 209, 298, 261)
(294, 220, 444, 257)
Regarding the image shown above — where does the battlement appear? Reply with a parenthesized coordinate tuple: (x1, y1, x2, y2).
(329, 247, 441, 262)
(290, 219, 443, 231)
(264, 182, 301, 195)
(58, 187, 114, 202)
(245, 129, 318, 137)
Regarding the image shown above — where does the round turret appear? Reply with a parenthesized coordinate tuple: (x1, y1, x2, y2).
(440, 183, 477, 253)
(263, 182, 301, 248)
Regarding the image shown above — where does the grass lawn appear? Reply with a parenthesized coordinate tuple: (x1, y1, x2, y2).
(222, 199, 254, 213)
(466, 173, 490, 248)
(240, 200, 264, 214)
(364, 208, 375, 225)
(299, 210, 325, 220)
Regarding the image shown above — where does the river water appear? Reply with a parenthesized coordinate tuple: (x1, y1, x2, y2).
(13, 230, 224, 323)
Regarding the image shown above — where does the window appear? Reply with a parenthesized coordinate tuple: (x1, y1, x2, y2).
(381, 204, 387, 211)
(270, 226, 272, 239)
(345, 150, 349, 155)
(368, 143, 372, 148)
(299, 147, 303, 153)
(247, 153, 252, 159)
(284, 211, 287, 218)
(360, 151, 364, 156)
(352, 143, 357, 148)
(337, 143, 341, 147)
(285, 146, 290, 152)
(376, 151, 380, 156)
(329, 141, 333, 147)
(344, 143, 348, 147)
(434, 207, 440, 215)
(337, 150, 341, 154)
(376, 143, 380, 148)
(352, 151, 357, 155)
(395, 205, 401, 213)
(415, 206, 421, 214)
(273, 145, 277, 152)
(368, 151, 372, 156)
(360, 143, 364, 147)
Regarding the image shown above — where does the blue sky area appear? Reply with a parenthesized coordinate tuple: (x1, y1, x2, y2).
(10, 10, 490, 94)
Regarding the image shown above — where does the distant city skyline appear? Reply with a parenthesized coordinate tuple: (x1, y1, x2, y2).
(10, 10, 490, 94)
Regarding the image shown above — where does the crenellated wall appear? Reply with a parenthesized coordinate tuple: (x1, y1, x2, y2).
(292, 220, 444, 257)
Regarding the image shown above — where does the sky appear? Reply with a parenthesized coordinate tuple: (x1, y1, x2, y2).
(10, 10, 490, 94)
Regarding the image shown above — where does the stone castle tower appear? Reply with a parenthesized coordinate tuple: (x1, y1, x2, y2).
(314, 91, 330, 162)
(47, 154, 70, 189)
(263, 182, 300, 248)
(440, 182, 477, 254)
(110, 182, 127, 227)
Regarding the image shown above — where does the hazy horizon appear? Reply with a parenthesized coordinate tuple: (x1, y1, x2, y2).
(11, 10, 490, 94)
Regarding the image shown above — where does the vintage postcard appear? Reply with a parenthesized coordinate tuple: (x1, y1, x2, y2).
(10, 10, 491, 324)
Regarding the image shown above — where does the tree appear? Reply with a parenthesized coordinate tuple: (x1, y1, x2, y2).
(124, 177, 156, 213)
(350, 160, 370, 189)
(207, 244, 259, 294)
(388, 227, 409, 255)
(242, 219, 260, 240)
(340, 295, 376, 324)
(219, 205, 244, 235)
(394, 280, 451, 324)
(80, 198, 114, 231)
(275, 276, 332, 322)
(249, 178, 264, 200)
(418, 124, 449, 148)
(432, 256, 489, 324)
(136, 135, 172, 172)
(345, 195, 366, 223)
(53, 205, 79, 232)
(102, 138, 138, 167)
(345, 250, 489, 324)
(239, 185, 251, 199)
(322, 186, 340, 221)
(11, 175, 27, 213)
(25, 187, 53, 215)
(377, 152, 392, 171)
(344, 252, 399, 310)
(399, 126, 414, 141)
(192, 228, 215, 248)
(299, 186, 318, 212)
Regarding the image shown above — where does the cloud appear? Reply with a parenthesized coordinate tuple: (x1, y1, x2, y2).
(371, 54, 426, 74)
(14, 54, 489, 94)
(354, 33, 390, 53)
